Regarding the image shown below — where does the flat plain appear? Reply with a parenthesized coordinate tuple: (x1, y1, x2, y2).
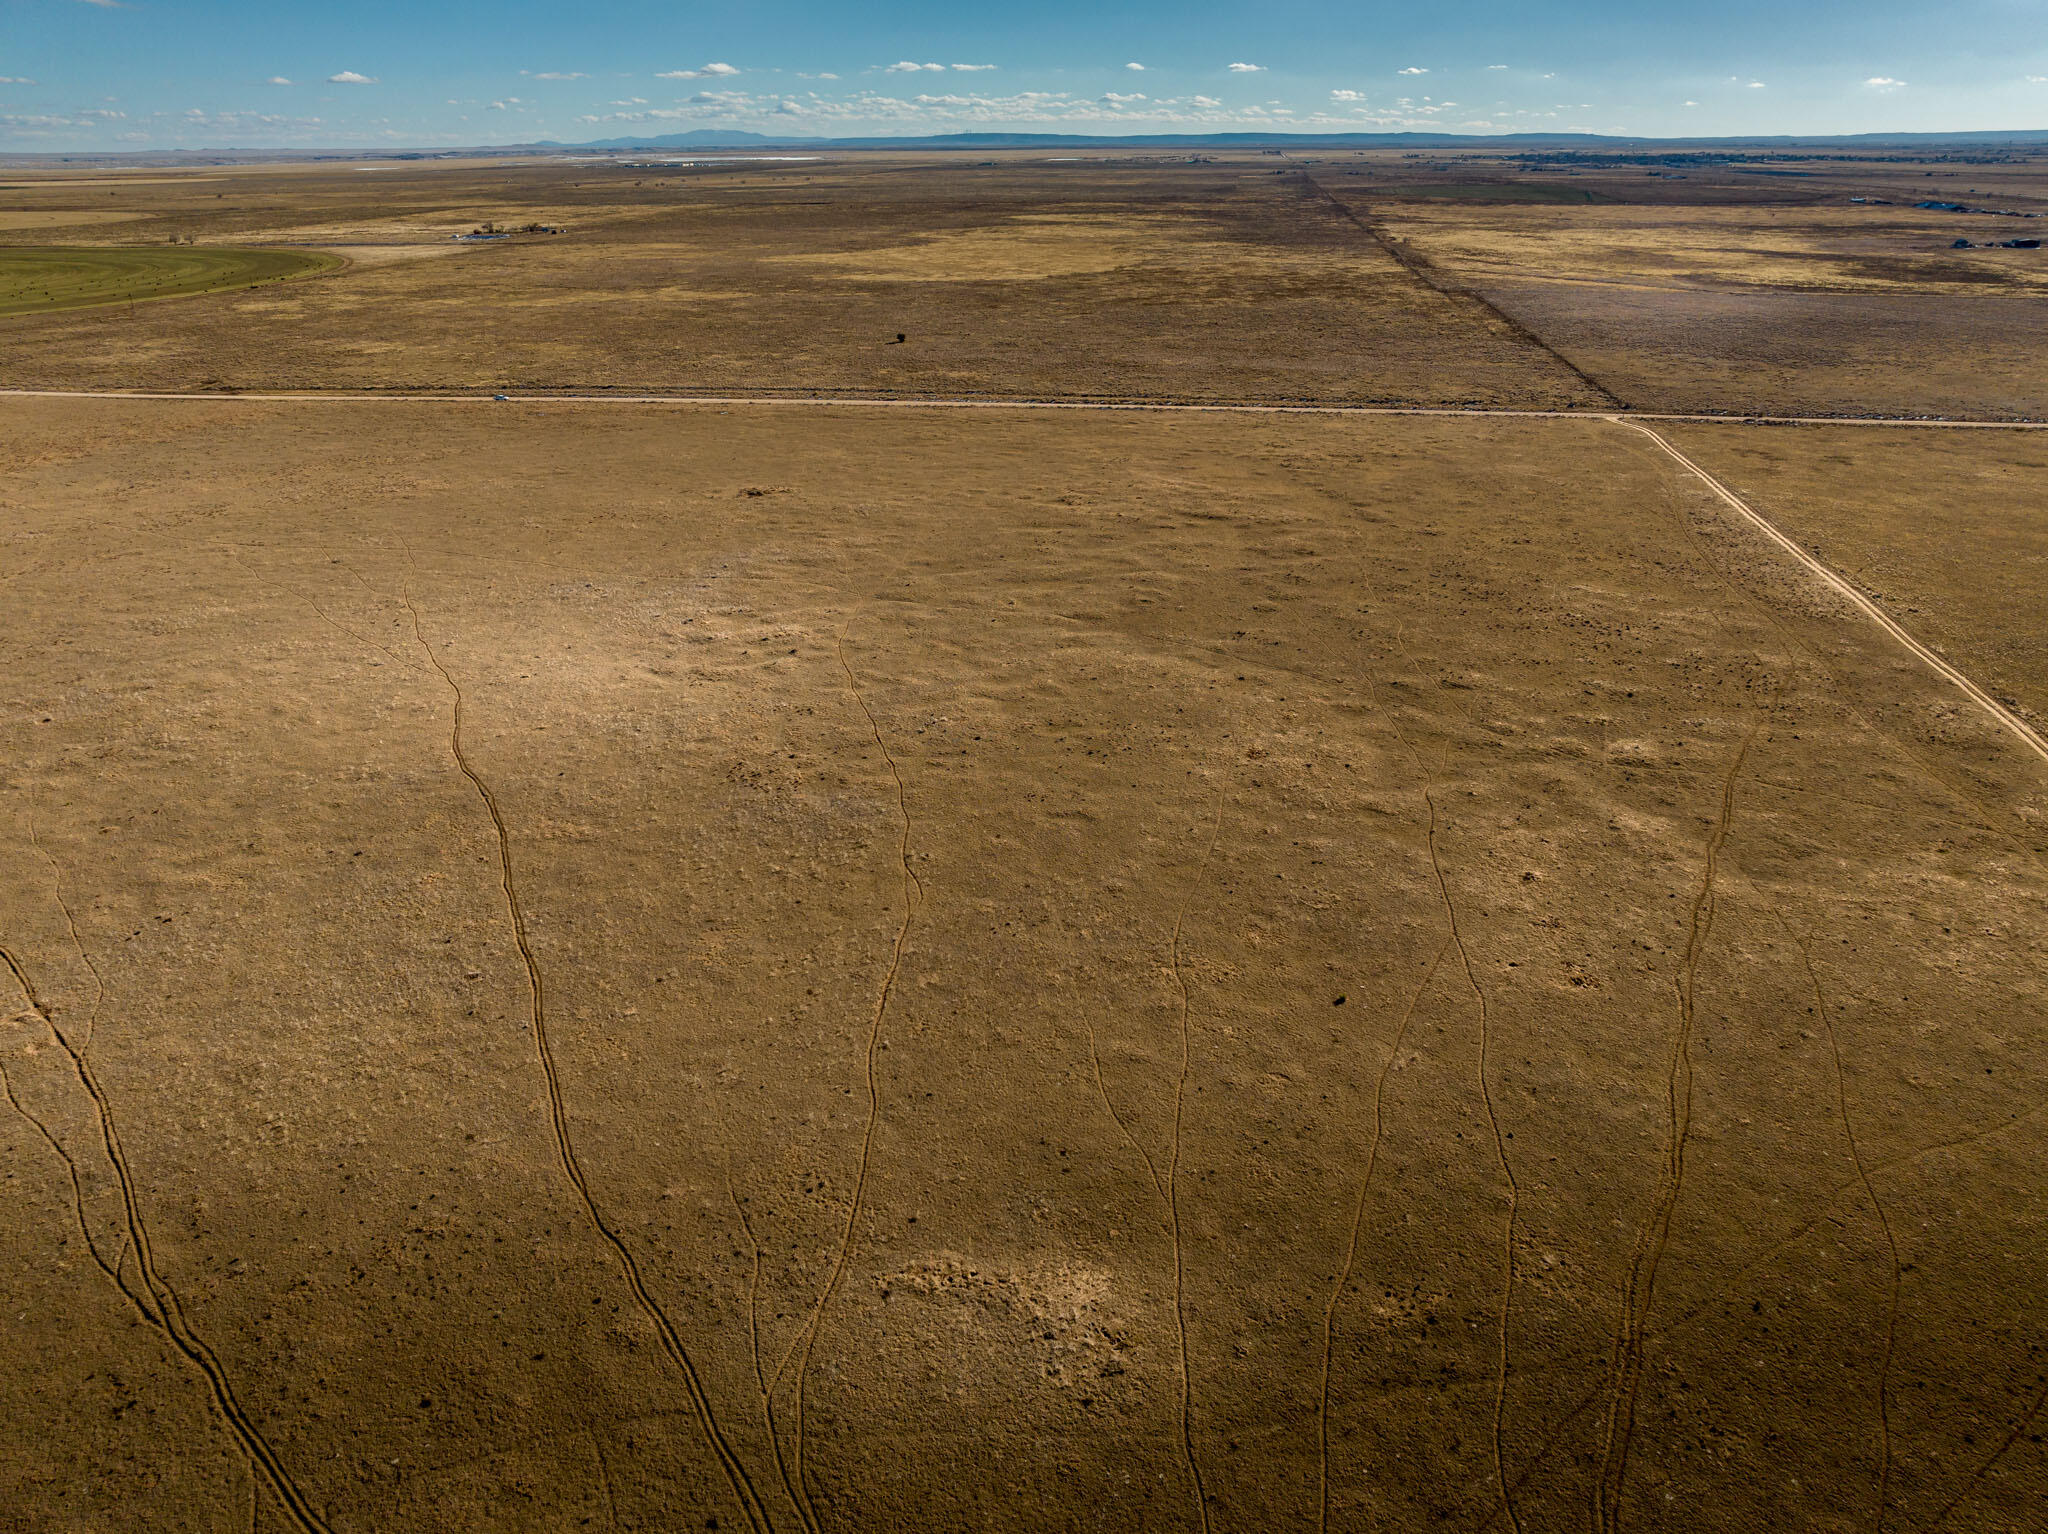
(0, 244, 338, 317)
(1, 148, 2045, 1534)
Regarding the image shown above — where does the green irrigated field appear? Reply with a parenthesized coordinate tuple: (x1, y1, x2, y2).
(0, 245, 340, 316)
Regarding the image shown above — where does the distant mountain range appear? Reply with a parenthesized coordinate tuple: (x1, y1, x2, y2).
(538, 128, 2048, 152)
(14, 126, 2046, 168)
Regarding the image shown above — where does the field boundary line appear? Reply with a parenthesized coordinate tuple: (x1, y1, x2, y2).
(0, 387, 2046, 429)
(1611, 417, 2048, 769)
(1287, 167, 1628, 409)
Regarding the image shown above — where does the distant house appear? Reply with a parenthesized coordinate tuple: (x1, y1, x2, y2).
(2004, 238, 2042, 250)
(1916, 200, 1968, 212)
(1952, 238, 1974, 249)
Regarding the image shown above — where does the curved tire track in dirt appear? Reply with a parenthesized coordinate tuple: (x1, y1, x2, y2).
(778, 621, 926, 1533)
(1166, 785, 1228, 1534)
(401, 592, 776, 1534)
(1593, 704, 1771, 1534)
(1, 946, 333, 1534)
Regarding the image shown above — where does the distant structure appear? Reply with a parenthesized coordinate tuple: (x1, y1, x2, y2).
(453, 221, 565, 242)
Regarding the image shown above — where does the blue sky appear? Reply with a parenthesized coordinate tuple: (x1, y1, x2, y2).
(5, 0, 2047, 150)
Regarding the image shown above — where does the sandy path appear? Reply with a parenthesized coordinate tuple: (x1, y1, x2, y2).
(0, 386, 2046, 429)
(1610, 416, 2048, 768)
(6, 385, 2037, 777)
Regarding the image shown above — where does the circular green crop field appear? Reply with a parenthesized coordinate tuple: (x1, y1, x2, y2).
(0, 245, 342, 317)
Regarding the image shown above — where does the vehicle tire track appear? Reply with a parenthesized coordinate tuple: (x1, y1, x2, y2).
(1629, 420, 2047, 882)
(13, 386, 2048, 432)
(1780, 917, 1904, 1531)
(1373, 656, 1524, 1534)
(1928, 1376, 2048, 1528)
(779, 618, 924, 1533)
(1, 944, 328, 1533)
(1316, 938, 1450, 1534)
(1424, 788, 1526, 1534)
(591, 1429, 622, 1534)
(0, 1057, 126, 1289)
(1610, 419, 2048, 771)
(1592, 702, 1771, 1534)
(728, 1175, 815, 1534)
(219, 544, 414, 669)
(1478, 1080, 2036, 1529)
(1077, 962, 1171, 1205)
(1167, 782, 1227, 1534)
(399, 589, 774, 1534)
(26, 811, 109, 1055)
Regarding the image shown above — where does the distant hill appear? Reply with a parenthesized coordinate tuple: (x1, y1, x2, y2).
(553, 129, 783, 149)
(15, 126, 2046, 168)
(536, 128, 2048, 153)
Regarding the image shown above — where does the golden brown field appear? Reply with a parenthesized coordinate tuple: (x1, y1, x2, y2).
(1, 151, 2045, 1533)
(1333, 155, 2048, 420)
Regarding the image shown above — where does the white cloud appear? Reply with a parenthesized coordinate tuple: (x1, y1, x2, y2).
(1746, 80, 1766, 88)
(1398, 67, 1428, 76)
(657, 62, 740, 79)
(264, 76, 292, 86)
(526, 71, 587, 81)
(951, 64, 997, 72)
(1487, 64, 1508, 71)
(1330, 89, 1366, 102)
(0, 76, 40, 85)
(1864, 76, 1905, 90)
(1227, 62, 1264, 73)
(1683, 99, 1700, 107)
(0, 109, 127, 134)
(328, 71, 377, 85)
(161, 108, 325, 135)
(488, 78, 1633, 141)
(611, 97, 647, 106)
(1125, 62, 1146, 71)
(885, 61, 947, 73)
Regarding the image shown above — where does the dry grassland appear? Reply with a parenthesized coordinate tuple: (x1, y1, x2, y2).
(1, 153, 2045, 1533)
(1320, 157, 2048, 419)
(1663, 426, 2048, 723)
(0, 158, 1599, 404)
(3, 398, 2045, 1533)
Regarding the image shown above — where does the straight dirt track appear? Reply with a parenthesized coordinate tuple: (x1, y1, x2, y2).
(9, 384, 2038, 774)
(3, 386, 2046, 428)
